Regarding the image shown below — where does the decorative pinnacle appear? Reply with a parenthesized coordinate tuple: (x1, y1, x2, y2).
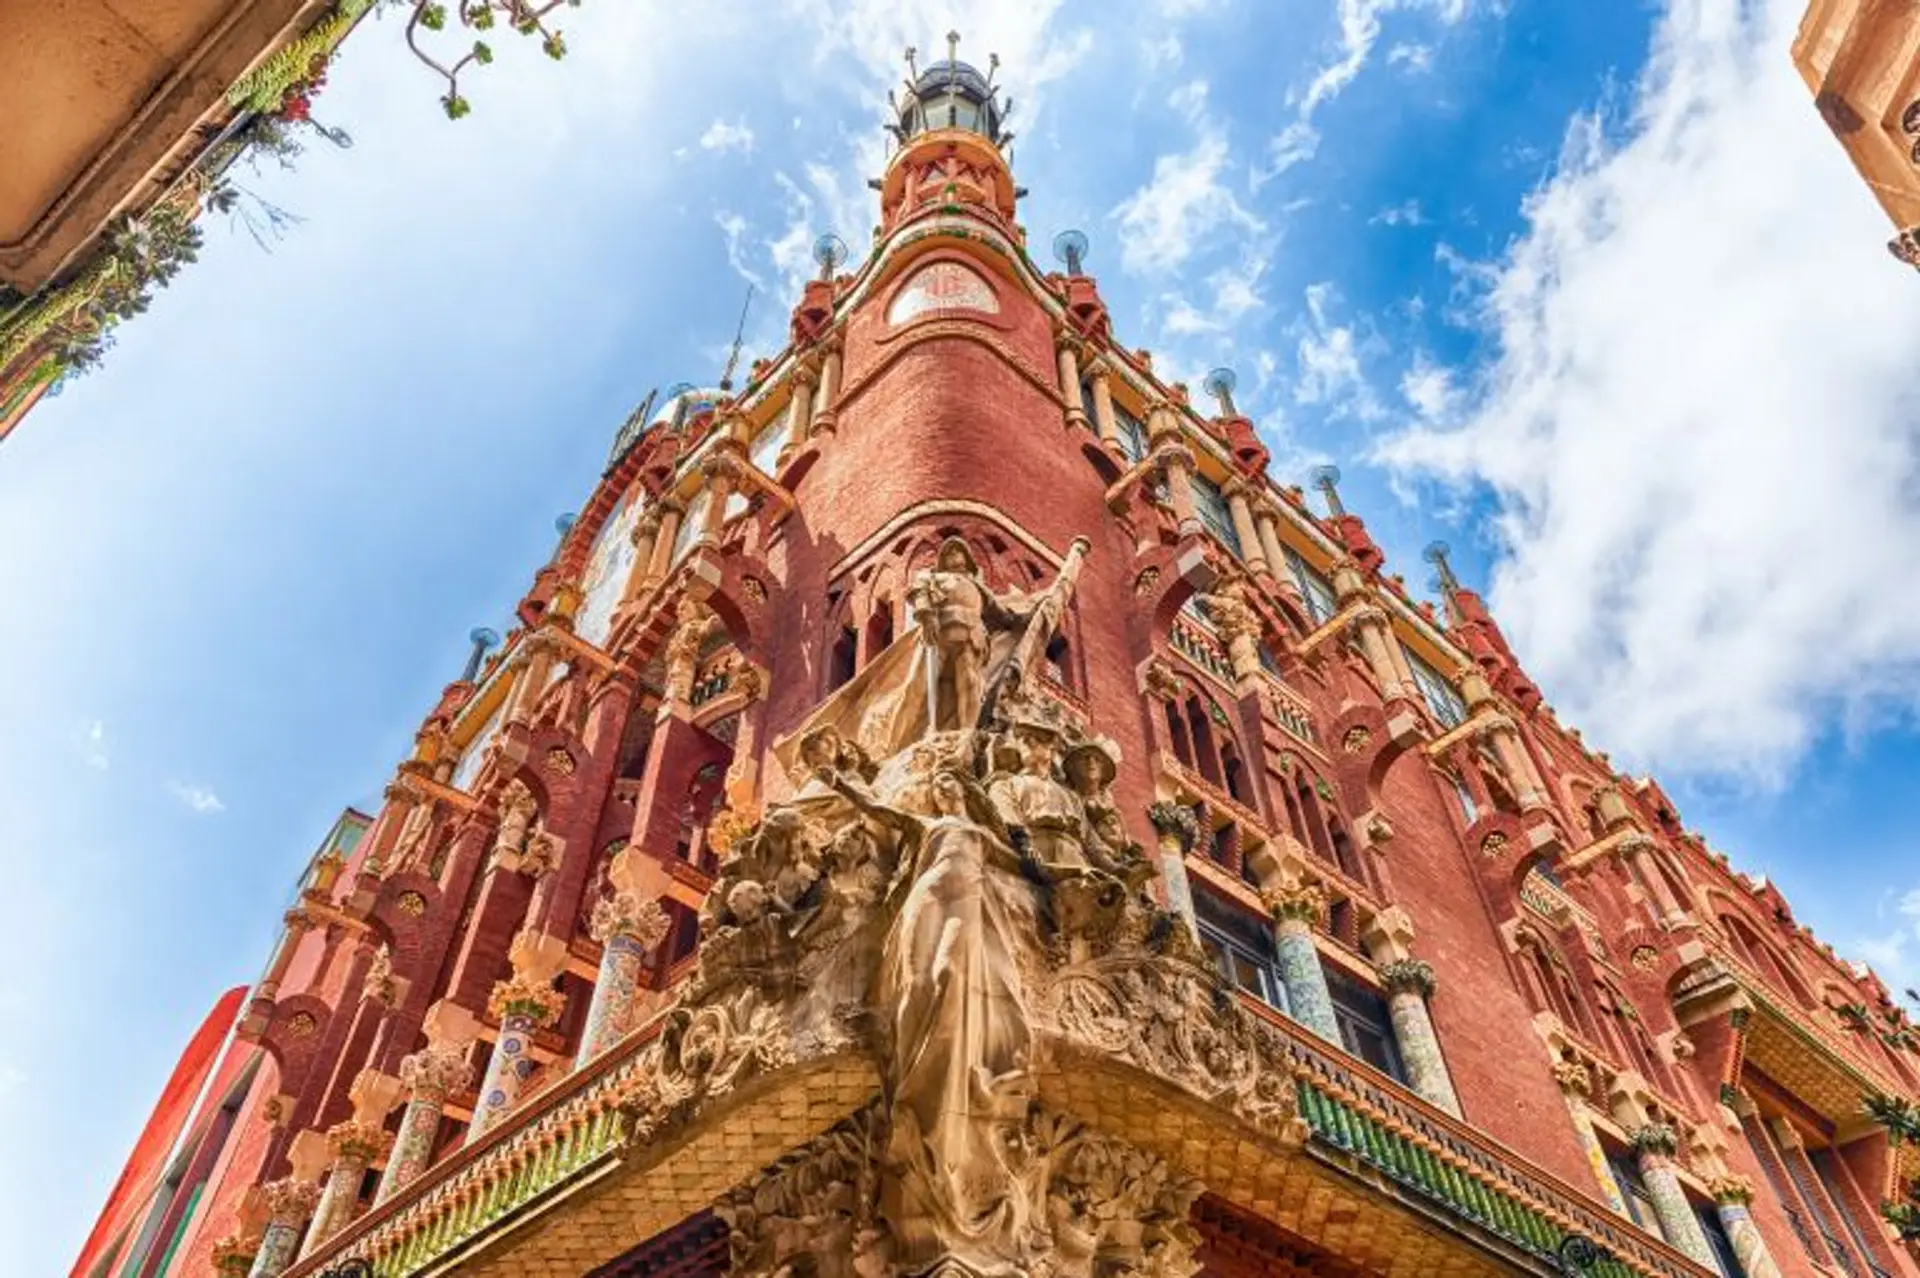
(904, 45, 918, 79)
(1203, 367, 1238, 417)
(1423, 540, 1460, 594)
(462, 627, 500, 683)
(1309, 464, 1345, 517)
(813, 233, 849, 282)
(1052, 229, 1089, 276)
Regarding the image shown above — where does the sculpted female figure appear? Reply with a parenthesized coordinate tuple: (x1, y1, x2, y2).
(825, 740, 1043, 1274)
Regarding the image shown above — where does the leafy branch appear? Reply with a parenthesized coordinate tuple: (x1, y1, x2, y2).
(403, 0, 576, 119)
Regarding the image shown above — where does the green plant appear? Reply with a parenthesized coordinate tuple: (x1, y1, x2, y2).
(1864, 1091, 1920, 1145)
(405, 0, 577, 117)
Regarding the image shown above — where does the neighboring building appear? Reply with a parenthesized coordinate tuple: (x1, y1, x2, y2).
(1795, 0, 1920, 265)
(85, 49, 1920, 1278)
(0, 0, 367, 443)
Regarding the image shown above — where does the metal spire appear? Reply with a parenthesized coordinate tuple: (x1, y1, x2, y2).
(718, 285, 754, 392)
(1310, 464, 1346, 517)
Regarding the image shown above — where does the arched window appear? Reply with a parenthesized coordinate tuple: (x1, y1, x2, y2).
(829, 623, 858, 691)
(1220, 737, 1247, 805)
(863, 598, 894, 662)
(1044, 632, 1072, 688)
(1186, 696, 1222, 787)
(1165, 701, 1192, 768)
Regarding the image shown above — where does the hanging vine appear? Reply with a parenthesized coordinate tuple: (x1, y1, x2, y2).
(404, 0, 576, 119)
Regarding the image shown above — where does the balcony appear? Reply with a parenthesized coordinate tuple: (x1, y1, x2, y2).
(288, 955, 1716, 1278)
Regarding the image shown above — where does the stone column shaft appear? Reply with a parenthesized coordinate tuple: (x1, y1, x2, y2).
(1225, 485, 1267, 573)
(1485, 720, 1548, 809)
(1145, 803, 1199, 934)
(811, 345, 842, 432)
(1351, 610, 1411, 702)
(469, 966, 564, 1139)
(505, 636, 557, 727)
(1554, 1068, 1632, 1218)
(375, 1040, 472, 1203)
(1086, 363, 1119, 448)
(1270, 900, 1341, 1044)
(784, 369, 816, 448)
(1715, 1198, 1782, 1278)
(1056, 339, 1088, 429)
(577, 891, 669, 1065)
(1639, 1155, 1718, 1269)
(1255, 508, 1289, 583)
(247, 1179, 320, 1278)
(1378, 961, 1462, 1116)
(620, 512, 663, 605)
(645, 502, 684, 584)
(1629, 843, 1685, 923)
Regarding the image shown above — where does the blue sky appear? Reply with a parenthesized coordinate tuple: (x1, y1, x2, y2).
(6, 0, 1920, 1271)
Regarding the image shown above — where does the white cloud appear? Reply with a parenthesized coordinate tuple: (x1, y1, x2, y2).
(1399, 352, 1456, 419)
(1113, 81, 1264, 276)
(74, 720, 108, 771)
(1293, 282, 1380, 418)
(1271, 0, 1484, 178)
(698, 116, 756, 154)
(168, 782, 226, 814)
(1371, 198, 1427, 227)
(714, 210, 768, 292)
(1854, 888, 1920, 1007)
(1376, 0, 1920, 782)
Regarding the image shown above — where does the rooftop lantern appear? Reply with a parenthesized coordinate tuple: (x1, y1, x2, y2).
(892, 31, 1012, 148)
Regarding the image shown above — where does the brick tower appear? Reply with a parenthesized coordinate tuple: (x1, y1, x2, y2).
(80, 39, 1920, 1278)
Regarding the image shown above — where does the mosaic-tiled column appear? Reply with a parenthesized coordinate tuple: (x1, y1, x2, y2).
(1709, 1175, 1783, 1278)
(1144, 802, 1198, 934)
(1267, 885, 1342, 1044)
(577, 891, 671, 1065)
(1553, 1060, 1631, 1217)
(1377, 958, 1462, 1116)
(299, 1120, 391, 1258)
(1630, 1123, 1718, 1268)
(468, 971, 565, 1139)
(246, 1177, 319, 1278)
(375, 1041, 472, 1203)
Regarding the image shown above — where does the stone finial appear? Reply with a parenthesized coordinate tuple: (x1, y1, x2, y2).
(1145, 801, 1199, 853)
(399, 1040, 474, 1102)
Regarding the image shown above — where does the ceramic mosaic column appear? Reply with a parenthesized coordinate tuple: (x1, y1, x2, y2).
(577, 891, 671, 1065)
(468, 971, 565, 1139)
(375, 1041, 472, 1203)
(1145, 802, 1198, 934)
(300, 1120, 391, 1257)
(1267, 885, 1342, 1044)
(246, 1178, 319, 1278)
(1631, 1124, 1718, 1268)
(1709, 1175, 1783, 1278)
(1553, 1061, 1632, 1217)
(1377, 958, 1462, 1116)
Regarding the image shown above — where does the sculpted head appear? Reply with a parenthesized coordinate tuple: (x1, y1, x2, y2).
(935, 537, 979, 577)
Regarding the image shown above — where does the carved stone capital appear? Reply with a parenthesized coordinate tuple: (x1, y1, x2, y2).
(1552, 1058, 1594, 1097)
(1146, 801, 1199, 853)
(488, 972, 566, 1028)
(1707, 1173, 1755, 1206)
(1629, 1121, 1680, 1161)
(399, 1040, 474, 1102)
(1378, 957, 1437, 1000)
(591, 890, 671, 950)
(326, 1118, 393, 1164)
(258, 1176, 321, 1226)
(1265, 882, 1328, 928)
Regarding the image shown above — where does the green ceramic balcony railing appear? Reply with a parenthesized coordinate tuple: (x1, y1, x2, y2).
(1245, 995, 1714, 1278)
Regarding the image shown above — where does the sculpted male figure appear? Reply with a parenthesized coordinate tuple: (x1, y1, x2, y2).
(899, 537, 1026, 739)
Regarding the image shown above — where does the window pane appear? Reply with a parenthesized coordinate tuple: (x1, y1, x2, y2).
(1405, 646, 1468, 728)
(1285, 548, 1338, 625)
(1190, 474, 1243, 558)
